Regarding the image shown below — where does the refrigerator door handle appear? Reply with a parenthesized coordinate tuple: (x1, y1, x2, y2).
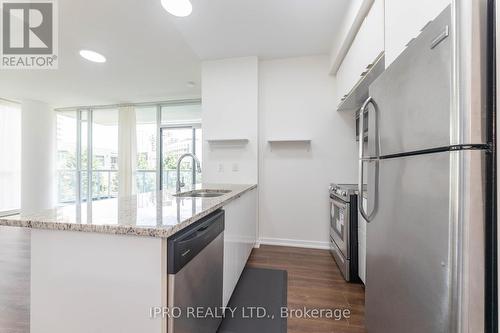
(359, 97, 372, 160)
(358, 97, 378, 222)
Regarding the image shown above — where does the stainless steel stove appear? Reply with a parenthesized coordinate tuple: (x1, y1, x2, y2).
(329, 183, 358, 201)
(329, 183, 359, 282)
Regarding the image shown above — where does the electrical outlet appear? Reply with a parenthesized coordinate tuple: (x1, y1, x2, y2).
(218, 163, 224, 172)
(232, 163, 239, 172)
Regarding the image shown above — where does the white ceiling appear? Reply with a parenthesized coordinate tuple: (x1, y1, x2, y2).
(0, 0, 202, 108)
(0, 0, 350, 108)
(171, 0, 351, 60)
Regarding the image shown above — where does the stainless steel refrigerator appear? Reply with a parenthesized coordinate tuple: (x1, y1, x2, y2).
(358, 3, 496, 333)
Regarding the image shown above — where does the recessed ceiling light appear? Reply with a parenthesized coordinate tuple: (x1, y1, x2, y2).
(161, 0, 192, 17)
(79, 50, 106, 63)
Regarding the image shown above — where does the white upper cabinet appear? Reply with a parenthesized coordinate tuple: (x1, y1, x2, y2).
(336, 0, 384, 107)
(385, 0, 450, 66)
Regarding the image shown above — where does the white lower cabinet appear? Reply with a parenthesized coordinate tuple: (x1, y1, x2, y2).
(222, 188, 258, 306)
(358, 197, 367, 284)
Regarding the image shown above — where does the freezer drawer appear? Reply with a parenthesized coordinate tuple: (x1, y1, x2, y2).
(365, 149, 486, 333)
(366, 151, 451, 332)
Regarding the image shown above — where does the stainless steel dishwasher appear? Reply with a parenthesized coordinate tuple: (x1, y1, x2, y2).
(167, 209, 224, 333)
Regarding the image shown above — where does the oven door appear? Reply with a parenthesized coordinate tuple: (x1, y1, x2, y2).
(330, 195, 350, 259)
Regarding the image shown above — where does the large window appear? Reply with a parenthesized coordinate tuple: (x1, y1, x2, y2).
(56, 101, 202, 204)
(136, 107, 157, 194)
(57, 109, 119, 204)
(0, 100, 21, 215)
(56, 111, 77, 204)
(160, 103, 202, 191)
(92, 109, 119, 200)
(161, 126, 202, 191)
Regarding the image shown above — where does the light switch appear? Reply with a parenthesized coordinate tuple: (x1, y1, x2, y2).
(218, 163, 224, 172)
(232, 163, 239, 172)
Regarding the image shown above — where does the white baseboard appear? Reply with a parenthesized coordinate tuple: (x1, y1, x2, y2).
(258, 237, 330, 250)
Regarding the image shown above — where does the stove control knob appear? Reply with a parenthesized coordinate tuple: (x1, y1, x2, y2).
(342, 191, 347, 196)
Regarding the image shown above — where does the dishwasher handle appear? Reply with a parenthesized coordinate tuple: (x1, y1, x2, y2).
(167, 210, 225, 274)
(177, 224, 210, 243)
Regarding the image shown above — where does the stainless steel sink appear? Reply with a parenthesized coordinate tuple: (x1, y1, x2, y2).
(174, 189, 231, 198)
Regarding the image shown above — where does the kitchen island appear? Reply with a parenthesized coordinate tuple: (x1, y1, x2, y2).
(0, 183, 257, 333)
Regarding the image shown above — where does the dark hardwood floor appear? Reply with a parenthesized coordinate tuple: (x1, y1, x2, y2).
(246, 245, 366, 333)
(0, 226, 30, 333)
(0, 228, 366, 333)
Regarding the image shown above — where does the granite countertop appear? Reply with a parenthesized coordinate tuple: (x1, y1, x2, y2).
(0, 184, 257, 238)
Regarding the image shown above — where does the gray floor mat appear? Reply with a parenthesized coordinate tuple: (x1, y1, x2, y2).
(218, 267, 287, 333)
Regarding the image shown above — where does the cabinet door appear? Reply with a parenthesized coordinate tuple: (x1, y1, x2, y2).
(357, 197, 367, 284)
(222, 189, 257, 307)
(385, 0, 450, 66)
(336, 0, 384, 106)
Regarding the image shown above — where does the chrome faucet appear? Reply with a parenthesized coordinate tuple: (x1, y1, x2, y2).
(175, 153, 202, 193)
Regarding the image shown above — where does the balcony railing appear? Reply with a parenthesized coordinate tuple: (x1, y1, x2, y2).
(56, 169, 118, 203)
(57, 169, 202, 204)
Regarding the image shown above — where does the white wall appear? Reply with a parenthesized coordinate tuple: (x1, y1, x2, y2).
(202, 55, 358, 248)
(258, 55, 358, 248)
(201, 57, 259, 184)
(21, 100, 55, 214)
(0, 100, 21, 214)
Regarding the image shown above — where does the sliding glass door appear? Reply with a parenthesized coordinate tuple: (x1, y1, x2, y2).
(160, 126, 202, 191)
(135, 106, 157, 194)
(91, 109, 119, 201)
(56, 110, 78, 204)
(57, 108, 119, 205)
